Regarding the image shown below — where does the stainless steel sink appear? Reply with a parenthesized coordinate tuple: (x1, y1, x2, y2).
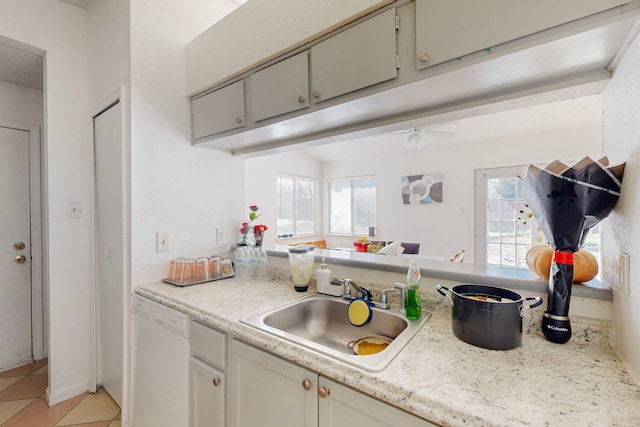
(241, 293, 430, 372)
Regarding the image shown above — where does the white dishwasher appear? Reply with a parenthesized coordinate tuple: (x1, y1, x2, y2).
(132, 295, 190, 427)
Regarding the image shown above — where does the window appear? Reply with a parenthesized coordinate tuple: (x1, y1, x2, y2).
(476, 166, 602, 272)
(329, 176, 376, 235)
(276, 174, 316, 237)
(475, 166, 545, 268)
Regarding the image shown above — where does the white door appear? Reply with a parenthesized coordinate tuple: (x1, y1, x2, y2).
(0, 126, 32, 370)
(94, 102, 124, 407)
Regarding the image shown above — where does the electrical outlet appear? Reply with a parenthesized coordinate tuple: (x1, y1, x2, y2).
(217, 228, 225, 244)
(156, 232, 170, 252)
(620, 253, 630, 296)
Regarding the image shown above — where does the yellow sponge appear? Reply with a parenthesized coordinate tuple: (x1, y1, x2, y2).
(348, 299, 372, 327)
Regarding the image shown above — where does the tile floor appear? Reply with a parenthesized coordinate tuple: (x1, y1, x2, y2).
(0, 360, 121, 426)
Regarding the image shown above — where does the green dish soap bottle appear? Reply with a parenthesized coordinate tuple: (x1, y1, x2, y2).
(405, 260, 422, 320)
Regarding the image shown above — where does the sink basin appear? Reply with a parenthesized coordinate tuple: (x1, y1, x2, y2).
(241, 293, 430, 372)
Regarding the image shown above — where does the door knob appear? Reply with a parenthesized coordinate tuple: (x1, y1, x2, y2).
(13, 242, 25, 250)
(14, 255, 26, 264)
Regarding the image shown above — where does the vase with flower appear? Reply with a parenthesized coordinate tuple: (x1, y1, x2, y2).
(254, 224, 268, 246)
(239, 205, 262, 246)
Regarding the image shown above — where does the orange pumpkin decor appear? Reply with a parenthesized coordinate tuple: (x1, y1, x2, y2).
(525, 245, 598, 283)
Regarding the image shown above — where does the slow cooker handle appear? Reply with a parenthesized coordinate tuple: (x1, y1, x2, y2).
(525, 296, 543, 309)
(435, 284, 452, 301)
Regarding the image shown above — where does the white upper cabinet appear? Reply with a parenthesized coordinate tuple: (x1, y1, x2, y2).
(416, 0, 631, 70)
(250, 52, 310, 122)
(187, 0, 393, 95)
(191, 81, 245, 139)
(311, 8, 398, 103)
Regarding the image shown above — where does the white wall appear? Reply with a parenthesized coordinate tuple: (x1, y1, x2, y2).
(129, 0, 245, 286)
(0, 0, 93, 405)
(87, 0, 130, 112)
(602, 33, 640, 383)
(245, 150, 323, 246)
(0, 80, 43, 125)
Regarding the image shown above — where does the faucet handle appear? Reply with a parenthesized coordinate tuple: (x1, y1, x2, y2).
(394, 282, 407, 313)
(380, 288, 395, 308)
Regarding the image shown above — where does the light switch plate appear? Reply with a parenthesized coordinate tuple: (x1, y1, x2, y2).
(67, 202, 81, 218)
(217, 228, 225, 244)
(156, 232, 170, 252)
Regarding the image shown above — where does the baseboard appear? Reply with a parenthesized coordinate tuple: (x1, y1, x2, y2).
(46, 381, 91, 406)
(0, 357, 34, 373)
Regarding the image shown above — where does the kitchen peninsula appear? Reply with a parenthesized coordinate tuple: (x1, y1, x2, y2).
(135, 268, 640, 427)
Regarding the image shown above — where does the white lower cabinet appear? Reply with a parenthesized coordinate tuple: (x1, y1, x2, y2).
(190, 321, 227, 427)
(229, 339, 318, 427)
(229, 339, 436, 427)
(318, 376, 435, 427)
(190, 357, 225, 427)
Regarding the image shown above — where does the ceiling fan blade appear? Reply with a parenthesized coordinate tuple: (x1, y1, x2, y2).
(422, 129, 455, 138)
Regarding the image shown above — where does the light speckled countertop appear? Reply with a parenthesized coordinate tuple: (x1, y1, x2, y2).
(134, 274, 640, 427)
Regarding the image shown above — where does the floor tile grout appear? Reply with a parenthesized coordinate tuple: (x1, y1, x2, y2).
(0, 360, 120, 427)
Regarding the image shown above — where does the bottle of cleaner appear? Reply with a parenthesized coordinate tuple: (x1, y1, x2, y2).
(405, 259, 422, 320)
(316, 257, 336, 295)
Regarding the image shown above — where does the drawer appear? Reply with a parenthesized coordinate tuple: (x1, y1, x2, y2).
(191, 321, 227, 369)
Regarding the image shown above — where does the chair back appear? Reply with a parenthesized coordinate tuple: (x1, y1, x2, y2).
(306, 240, 327, 249)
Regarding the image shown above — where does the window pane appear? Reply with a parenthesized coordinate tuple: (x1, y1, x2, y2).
(295, 179, 315, 234)
(329, 181, 351, 234)
(516, 222, 531, 244)
(487, 222, 501, 243)
(501, 244, 516, 266)
(487, 178, 501, 199)
(352, 178, 376, 235)
(500, 199, 516, 221)
(277, 175, 317, 237)
(329, 177, 376, 234)
(501, 177, 517, 200)
(487, 243, 501, 265)
(277, 176, 294, 235)
(487, 200, 500, 221)
(515, 245, 529, 268)
(501, 222, 515, 243)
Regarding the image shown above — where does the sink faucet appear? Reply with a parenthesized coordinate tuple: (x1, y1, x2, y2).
(342, 279, 369, 299)
(338, 279, 393, 310)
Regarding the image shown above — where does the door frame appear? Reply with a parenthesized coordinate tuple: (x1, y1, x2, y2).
(0, 118, 45, 361)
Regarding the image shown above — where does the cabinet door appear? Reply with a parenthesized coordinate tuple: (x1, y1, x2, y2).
(191, 80, 245, 139)
(190, 357, 225, 427)
(318, 377, 436, 427)
(310, 8, 397, 103)
(229, 340, 318, 427)
(250, 51, 310, 122)
(416, 0, 630, 70)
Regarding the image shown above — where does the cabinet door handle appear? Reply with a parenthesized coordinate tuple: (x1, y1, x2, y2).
(312, 91, 320, 99)
(317, 386, 330, 398)
(301, 379, 311, 391)
(298, 95, 306, 103)
(212, 377, 221, 387)
(418, 52, 429, 62)
(235, 117, 243, 124)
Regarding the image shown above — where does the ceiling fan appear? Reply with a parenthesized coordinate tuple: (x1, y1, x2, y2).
(388, 122, 457, 150)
